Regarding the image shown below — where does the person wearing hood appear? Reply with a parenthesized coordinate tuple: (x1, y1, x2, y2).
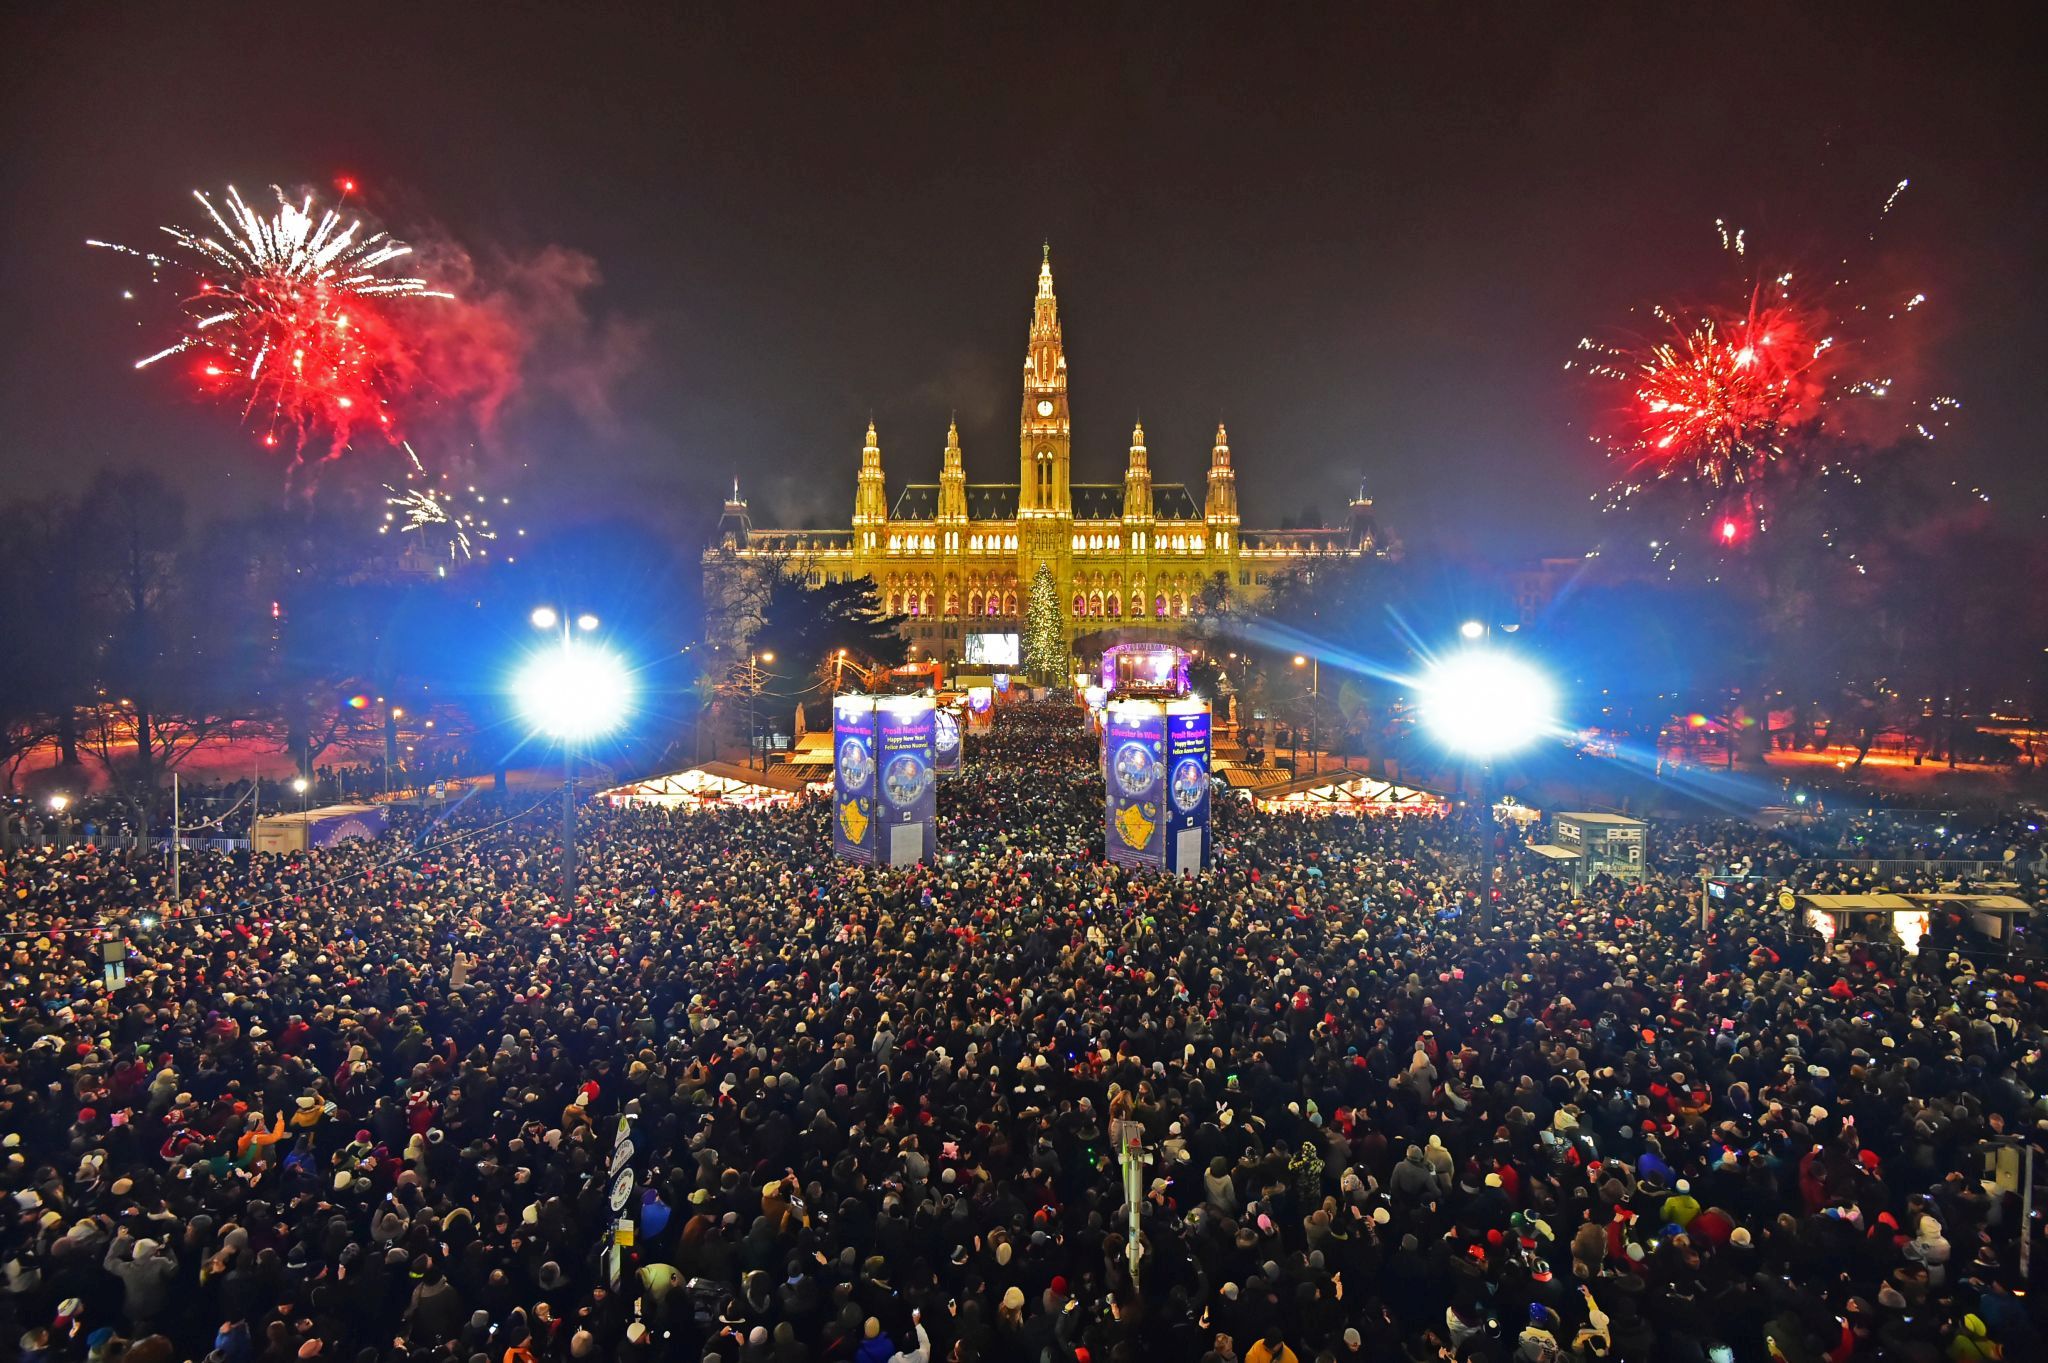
(404, 1258, 465, 1345)
(103, 1229, 178, 1329)
(1390, 1145, 1442, 1205)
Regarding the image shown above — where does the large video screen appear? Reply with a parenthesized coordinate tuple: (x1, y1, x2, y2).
(965, 632, 1020, 666)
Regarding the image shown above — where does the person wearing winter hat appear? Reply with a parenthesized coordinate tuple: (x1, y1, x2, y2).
(104, 1230, 178, 1328)
(1246, 1327, 1299, 1363)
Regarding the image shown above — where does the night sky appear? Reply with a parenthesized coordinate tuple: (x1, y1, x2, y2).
(3, 4, 2042, 561)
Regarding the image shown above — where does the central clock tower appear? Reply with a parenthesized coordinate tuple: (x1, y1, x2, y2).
(1019, 244, 1071, 518)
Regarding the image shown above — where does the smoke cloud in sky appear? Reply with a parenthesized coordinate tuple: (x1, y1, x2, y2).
(406, 234, 650, 462)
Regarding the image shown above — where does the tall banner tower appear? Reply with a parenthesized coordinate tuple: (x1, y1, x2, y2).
(834, 695, 939, 866)
(1103, 697, 1210, 875)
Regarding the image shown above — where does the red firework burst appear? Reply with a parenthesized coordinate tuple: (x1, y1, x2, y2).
(1627, 294, 1830, 488)
(1573, 182, 1956, 553)
(92, 184, 451, 462)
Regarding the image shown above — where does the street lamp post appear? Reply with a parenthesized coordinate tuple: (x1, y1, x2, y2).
(1293, 654, 1321, 777)
(745, 650, 777, 770)
(292, 776, 309, 817)
(517, 608, 631, 914)
(1417, 638, 1556, 932)
(47, 794, 71, 849)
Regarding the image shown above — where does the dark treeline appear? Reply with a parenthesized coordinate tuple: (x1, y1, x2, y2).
(0, 471, 699, 819)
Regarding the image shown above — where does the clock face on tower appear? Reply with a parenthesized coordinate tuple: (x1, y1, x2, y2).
(1036, 399, 1054, 417)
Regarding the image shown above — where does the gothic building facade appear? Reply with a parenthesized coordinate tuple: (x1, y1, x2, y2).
(704, 249, 1387, 657)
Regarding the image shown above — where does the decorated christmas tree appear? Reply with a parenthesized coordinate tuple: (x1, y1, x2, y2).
(1023, 562, 1066, 683)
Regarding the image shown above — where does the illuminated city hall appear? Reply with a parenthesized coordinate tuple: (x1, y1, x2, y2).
(706, 249, 1387, 662)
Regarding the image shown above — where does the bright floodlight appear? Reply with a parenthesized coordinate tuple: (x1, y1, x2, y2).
(529, 606, 559, 630)
(1417, 649, 1557, 757)
(514, 640, 633, 741)
(576, 612, 601, 632)
(1459, 620, 1486, 640)
(292, 777, 309, 793)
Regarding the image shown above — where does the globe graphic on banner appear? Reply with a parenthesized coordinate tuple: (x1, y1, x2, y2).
(1113, 741, 1159, 797)
(934, 710, 960, 753)
(837, 738, 873, 789)
(1170, 757, 1209, 813)
(883, 753, 930, 806)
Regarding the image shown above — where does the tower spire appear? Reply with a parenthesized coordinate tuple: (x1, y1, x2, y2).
(1020, 246, 1070, 516)
(717, 475, 751, 549)
(939, 415, 967, 522)
(854, 418, 888, 534)
(1124, 418, 1153, 524)
(1206, 423, 1239, 527)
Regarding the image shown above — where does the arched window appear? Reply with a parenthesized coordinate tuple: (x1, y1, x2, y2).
(1072, 593, 1087, 618)
(987, 594, 1000, 618)
(1107, 594, 1121, 618)
(887, 592, 900, 614)
(1005, 591, 1018, 615)
(1176, 593, 1189, 617)
(968, 590, 982, 617)
(906, 594, 919, 617)
(944, 591, 960, 617)
(1089, 590, 1104, 617)
(921, 591, 934, 617)
(1154, 593, 1168, 618)
(1130, 592, 1144, 618)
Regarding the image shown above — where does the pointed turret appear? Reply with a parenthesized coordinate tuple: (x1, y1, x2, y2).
(716, 476, 751, 550)
(1205, 423, 1239, 526)
(1348, 477, 1379, 551)
(1123, 419, 1153, 524)
(938, 417, 967, 522)
(853, 419, 889, 539)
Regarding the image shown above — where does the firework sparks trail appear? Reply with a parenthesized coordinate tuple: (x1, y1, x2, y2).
(91, 184, 452, 462)
(381, 481, 495, 562)
(379, 461, 522, 563)
(1567, 181, 1955, 554)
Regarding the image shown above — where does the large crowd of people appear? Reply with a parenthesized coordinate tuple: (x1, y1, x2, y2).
(2, 703, 2043, 1363)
